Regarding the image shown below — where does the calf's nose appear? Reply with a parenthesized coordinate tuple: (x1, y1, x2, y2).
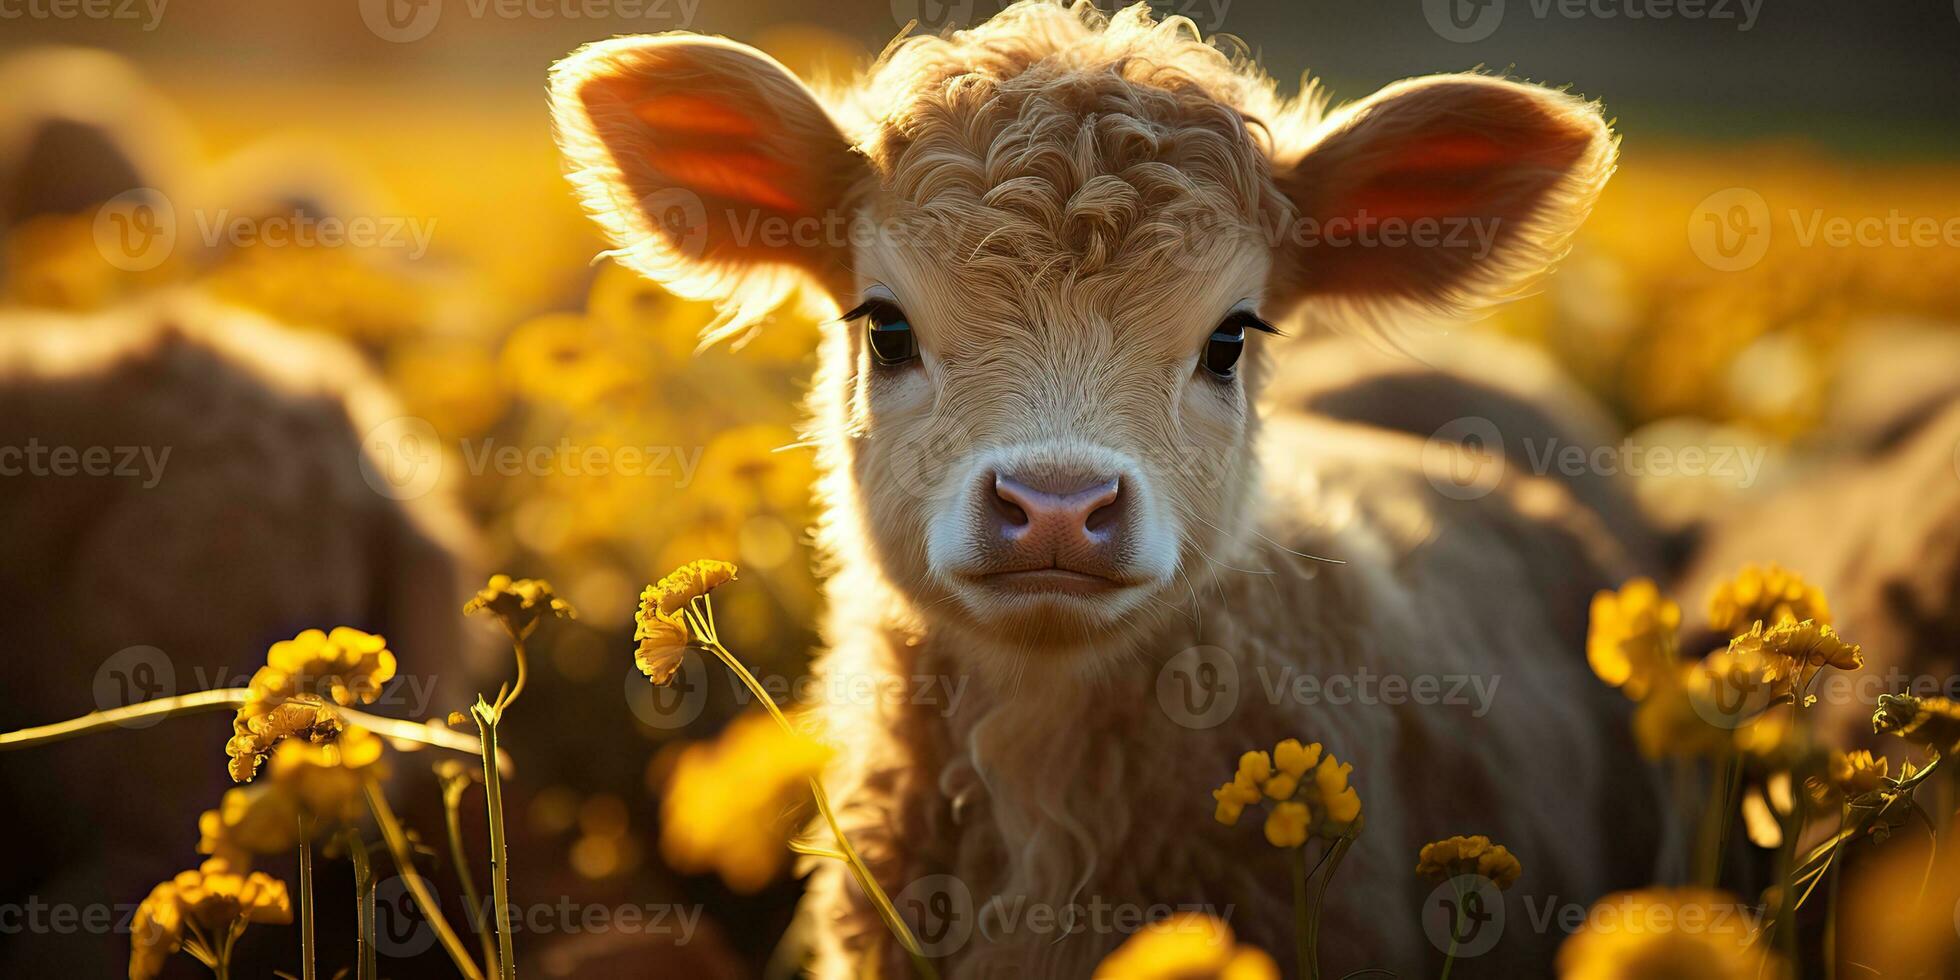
(989, 471, 1124, 557)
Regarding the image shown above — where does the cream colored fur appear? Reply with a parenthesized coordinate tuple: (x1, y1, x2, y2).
(550, 2, 1662, 975)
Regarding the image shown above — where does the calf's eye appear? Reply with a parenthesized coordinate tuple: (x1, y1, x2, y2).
(1200, 309, 1276, 380)
(847, 298, 918, 366)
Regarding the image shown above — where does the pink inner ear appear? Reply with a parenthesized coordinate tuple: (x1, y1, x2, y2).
(1327, 129, 1585, 223)
(582, 75, 811, 215)
(1283, 84, 1601, 306)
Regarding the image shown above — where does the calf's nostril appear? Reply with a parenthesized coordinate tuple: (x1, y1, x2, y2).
(990, 473, 1032, 528)
(1084, 481, 1123, 535)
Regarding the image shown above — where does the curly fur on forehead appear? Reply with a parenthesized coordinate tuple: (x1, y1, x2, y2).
(838, 1, 1323, 281)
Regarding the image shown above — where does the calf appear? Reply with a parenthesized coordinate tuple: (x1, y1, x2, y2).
(551, 2, 1664, 974)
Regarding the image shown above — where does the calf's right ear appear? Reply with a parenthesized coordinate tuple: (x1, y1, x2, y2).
(549, 35, 868, 333)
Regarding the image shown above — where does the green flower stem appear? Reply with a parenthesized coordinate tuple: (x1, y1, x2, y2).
(1439, 876, 1464, 980)
(683, 602, 938, 980)
(346, 829, 377, 980)
(0, 688, 508, 772)
(1304, 836, 1352, 980)
(443, 773, 499, 975)
(297, 817, 316, 980)
(364, 780, 487, 980)
(1289, 847, 1311, 980)
(471, 699, 518, 980)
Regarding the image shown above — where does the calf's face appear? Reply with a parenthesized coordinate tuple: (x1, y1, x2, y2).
(550, 5, 1614, 658)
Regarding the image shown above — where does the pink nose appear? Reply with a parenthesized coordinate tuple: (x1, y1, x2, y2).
(989, 472, 1125, 558)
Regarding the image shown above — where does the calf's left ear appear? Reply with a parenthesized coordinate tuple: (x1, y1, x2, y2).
(1267, 75, 1615, 327)
(549, 34, 868, 335)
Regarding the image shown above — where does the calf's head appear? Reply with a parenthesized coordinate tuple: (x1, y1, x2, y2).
(550, 2, 1613, 659)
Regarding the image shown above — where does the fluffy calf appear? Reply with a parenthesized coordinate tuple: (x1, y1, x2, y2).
(0, 293, 475, 975)
(551, 3, 1662, 974)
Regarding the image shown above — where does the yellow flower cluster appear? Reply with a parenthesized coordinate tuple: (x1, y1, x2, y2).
(634, 560, 739, 684)
(1092, 912, 1279, 980)
(201, 727, 388, 866)
(1556, 887, 1785, 980)
(226, 627, 396, 782)
(1416, 835, 1524, 890)
(1587, 578, 1681, 701)
(658, 711, 830, 892)
(464, 574, 577, 634)
(131, 859, 292, 980)
(1872, 693, 1960, 754)
(1807, 749, 1889, 805)
(1706, 563, 1831, 638)
(1211, 739, 1362, 847)
(1591, 569, 1863, 760)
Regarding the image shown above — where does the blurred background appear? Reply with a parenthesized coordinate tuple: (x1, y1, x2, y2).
(0, 0, 1956, 976)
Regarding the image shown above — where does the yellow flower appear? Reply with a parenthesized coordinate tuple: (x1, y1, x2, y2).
(225, 694, 343, 783)
(1588, 578, 1681, 700)
(1416, 835, 1523, 890)
(649, 559, 740, 616)
(1212, 740, 1361, 842)
(129, 880, 184, 980)
(1093, 911, 1280, 980)
(1706, 563, 1830, 637)
(634, 560, 739, 684)
(254, 627, 398, 708)
(1557, 888, 1785, 980)
(1808, 749, 1889, 804)
(175, 860, 293, 931)
(464, 574, 576, 634)
(1873, 693, 1960, 753)
(227, 626, 396, 780)
(1743, 619, 1862, 672)
(1210, 771, 1263, 827)
(632, 600, 691, 685)
(129, 860, 291, 980)
(202, 727, 388, 861)
(658, 712, 830, 892)
(1273, 738, 1321, 777)
(1263, 801, 1310, 847)
(1236, 750, 1273, 785)
(1312, 756, 1362, 836)
(270, 726, 387, 822)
